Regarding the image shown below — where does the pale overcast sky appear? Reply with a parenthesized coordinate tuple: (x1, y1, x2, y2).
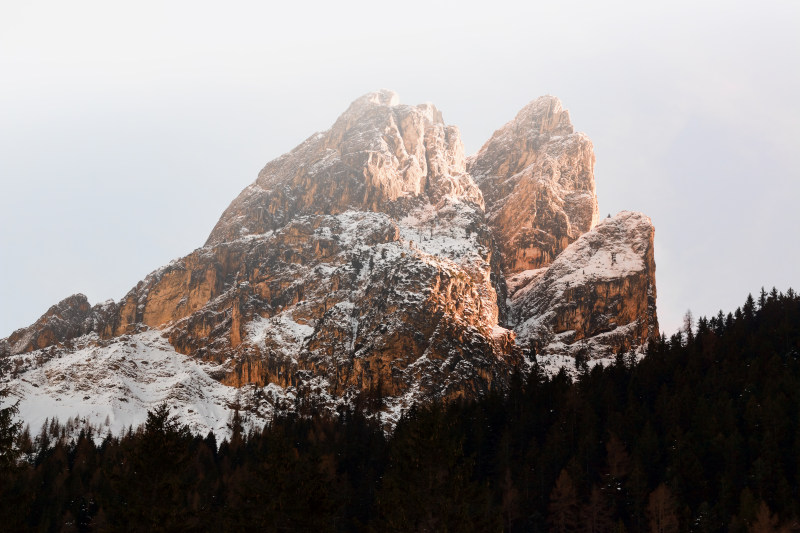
(1, 0, 798, 337)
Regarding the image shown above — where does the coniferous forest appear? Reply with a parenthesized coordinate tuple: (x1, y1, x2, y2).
(1, 288, 800, 532)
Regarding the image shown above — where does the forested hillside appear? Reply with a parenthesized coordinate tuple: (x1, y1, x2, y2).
(1, 288, 798, 532)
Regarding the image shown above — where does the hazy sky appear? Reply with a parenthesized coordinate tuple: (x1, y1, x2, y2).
(1, 0, 798, 338)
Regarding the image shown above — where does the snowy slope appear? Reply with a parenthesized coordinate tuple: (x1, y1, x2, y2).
(2, 330, 280, 437)
(511, 211, 658, 358)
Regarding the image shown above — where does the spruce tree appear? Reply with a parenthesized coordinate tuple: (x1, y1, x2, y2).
(0, 387, 20, 470)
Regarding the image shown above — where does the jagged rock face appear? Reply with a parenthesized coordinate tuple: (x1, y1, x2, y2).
(206, 90, 483, 246)
(1, 91, 659, 434)
(509, 211, 658, 358)
(94, 90, 510, 405)
(104, 208, 513, 404)
(468, 96, 599, 275)
(2, 294, 115, 356)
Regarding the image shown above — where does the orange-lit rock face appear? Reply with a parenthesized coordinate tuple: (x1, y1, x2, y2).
(509, 211, 658, 357)
(162, 207, 515, 401)
(3, 294, 113, 355)
(75, 201, 509, 403)
(205, 90, 483, 247)
(468, 96, 598, 274)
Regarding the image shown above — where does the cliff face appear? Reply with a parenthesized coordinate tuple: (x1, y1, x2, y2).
(468, 96, 598, 274)
(103, 208, 513, 404)
(120, 90, 510, 406)
(1, 91, 658, 433)
(509, 211, 658, 358)
(2, 295, 115, 356)
(466, 96, 655, 358)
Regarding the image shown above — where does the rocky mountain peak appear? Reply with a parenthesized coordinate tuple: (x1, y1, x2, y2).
(509, 211, 658, 358)
(2, 92, 658, 435)
(469, 96, 574, 180)
(362, 88, 402, 107)
(205, 91, 478, 246)
(513, 95, 574, 136)
(468, 95, 598, 275)
(3, 294, 99, 356)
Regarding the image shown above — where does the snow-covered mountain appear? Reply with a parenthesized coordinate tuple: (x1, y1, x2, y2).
(1, 91, 658, 435)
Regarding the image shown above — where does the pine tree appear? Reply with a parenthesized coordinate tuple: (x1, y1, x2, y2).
(750, 501, 781, 533)
(646, 484, 679, 533)
(227, 407, 245, 455)
(744, 294, 756, 321)
(0, 387, 21, 470)
(581, 485, 614, 533)
(683, 310, 695, 344)
(549, 469, 579, 533)
(758, 287, 768, 310)
(376, 404, 496, 532)
(715, 310, 726, 335)
(122, 402, 193, 530)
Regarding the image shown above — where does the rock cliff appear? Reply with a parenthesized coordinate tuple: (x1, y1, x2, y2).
(1, 91, 657, 433)
(509, 211, 658, 359)
(468, 96, 598, 274)
(1, 294, 115, 356)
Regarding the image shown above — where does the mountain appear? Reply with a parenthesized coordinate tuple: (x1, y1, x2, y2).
(0, 91, 658, 434)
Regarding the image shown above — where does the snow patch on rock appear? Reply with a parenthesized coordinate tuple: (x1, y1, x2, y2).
(2, 330, 282, 438)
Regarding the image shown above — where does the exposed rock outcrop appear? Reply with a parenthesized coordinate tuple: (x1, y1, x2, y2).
(509, 211, 658, 357)
(206, 89, 483, 246)
(468, 96, 598, 274)
(3, 294, 115, 356)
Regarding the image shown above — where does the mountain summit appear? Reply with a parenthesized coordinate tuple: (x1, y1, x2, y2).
(1, 92, 658, 434)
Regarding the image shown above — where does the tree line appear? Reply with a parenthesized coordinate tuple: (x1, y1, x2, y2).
(0, 287, 799, 531)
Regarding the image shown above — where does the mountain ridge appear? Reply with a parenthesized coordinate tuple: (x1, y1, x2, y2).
(1, 91, 658, 434)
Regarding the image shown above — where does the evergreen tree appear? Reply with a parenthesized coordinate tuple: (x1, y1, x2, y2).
(0, 387, 20, 470)
(744, 294, 756, 321)
(548, 469, 579, 533)
(646, 484, 679, 533)
(758, 287, 768, 310)
(750, 500, 781, 533)
(683, 310, 695, 344)
(376, 404, 495, 532)
(581, 485, 614, 533)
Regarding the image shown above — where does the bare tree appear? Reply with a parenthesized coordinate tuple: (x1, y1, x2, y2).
(683, 309, 695, 344)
